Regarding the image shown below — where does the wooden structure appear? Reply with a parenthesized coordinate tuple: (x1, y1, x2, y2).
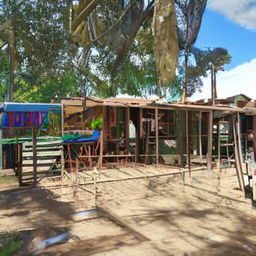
(60, 96, 256, 194)
(0, 102, 62, 186)
(1, 95, 256, 194)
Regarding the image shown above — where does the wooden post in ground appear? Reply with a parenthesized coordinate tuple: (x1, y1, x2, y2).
(125, 107, 130, 155)
(0, 129, 2, 170)
(61, 102, 64, 181)
(207, 110, 213, 171)
(233, 115, 244, 192)
(199, 111, 202, 159)
(155, 108, 159, 165)
(253, 116, 256, 162)
(99, 106, 106, 167)
(179, 111, 184, 167)
(17, 143, 23, 185)
(217, 119, 221, 179)
(237, 113, 245, 174)
(32, 127, 37, 187)
(186, 110, 191, 176)
(135, 108, 141, 164)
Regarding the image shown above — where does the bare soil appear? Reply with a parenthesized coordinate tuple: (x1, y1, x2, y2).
(1, 166, 256, 255)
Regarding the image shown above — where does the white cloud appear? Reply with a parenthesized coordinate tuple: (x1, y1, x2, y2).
(208, 0, 256, 29)
(189, 58, 256, 101)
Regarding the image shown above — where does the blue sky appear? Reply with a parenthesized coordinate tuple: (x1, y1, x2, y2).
(190, 0, 256, 100)
(196, 9, 256, 70)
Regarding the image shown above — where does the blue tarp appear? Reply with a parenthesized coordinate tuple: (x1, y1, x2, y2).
(0, 102, 62, 128)
(63, 130, 100, 143)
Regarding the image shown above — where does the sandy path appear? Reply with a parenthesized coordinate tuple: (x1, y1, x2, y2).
(1, 167, 256, 255)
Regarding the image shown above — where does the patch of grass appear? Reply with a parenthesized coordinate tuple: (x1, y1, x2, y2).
(0, 240, 23, 256)
(0, 232, 23, 256)
(0, 176, 18, 185)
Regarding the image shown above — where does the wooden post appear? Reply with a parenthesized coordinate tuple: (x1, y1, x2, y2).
(61, 102, 64, 180)
(32, 127, 37, 187)
(125, 107, 130, 155)
(199, 111, 202, 159)
(217, 119, 221, 179)
(233, 115, 245, 191)
(179, 111, 184, 167)
(0, 129, 2, 170)
(135, 108, 140, 164)
(99, 106, 105, 167)
(186, 110, 191, 175)
(253, 116, 256, 162)
(207, 110, 213, 171)
(145, 119, 150, 165)
(61, 146, 64, 185)
(237, 113, 245, 174)
(18, 143, 23, 185)
(155, 108, 159, 165)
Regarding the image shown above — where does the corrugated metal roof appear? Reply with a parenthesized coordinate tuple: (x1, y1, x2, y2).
(3, 102, 62, 112)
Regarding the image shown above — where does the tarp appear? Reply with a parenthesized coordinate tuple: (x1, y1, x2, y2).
(0, 102, 61, 128)
(63, 130, 100, 143)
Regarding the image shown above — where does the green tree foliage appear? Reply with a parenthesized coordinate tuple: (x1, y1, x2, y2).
(0, 0, 80, 102)
(170, 47, 231, 99)
(0, 0, 231, 102)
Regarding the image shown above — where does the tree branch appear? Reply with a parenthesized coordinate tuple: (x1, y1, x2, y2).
(83, 2, 132, 48)
(71, 0, 101, 32)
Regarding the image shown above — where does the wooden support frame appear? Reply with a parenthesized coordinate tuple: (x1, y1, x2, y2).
(233, 114, 245, 192)
(125, 107, 130, 155)
(207, 110, 213, 171)
(237, 113, 245, 174)
(199, 111, 202, 159)
(186, 110, 191, 175)
(155, 108, 159, 165)
(217, 118, 221, 178)
(135, 108, 140, 164)
(32, 126, 37, 187)
(179, 110, 184, 167)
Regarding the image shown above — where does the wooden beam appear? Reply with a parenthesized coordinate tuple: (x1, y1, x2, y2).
(179, 111, 184, 167)
(237, 113, 245, 174)
(125, 107, 130, 155)
(186, 110, 191, 175)
(135, 108, 140, 164)
(207, 110, 213, 171)
(99, 106, 106, 167)
(32, 127, 37, 187)
(233, 115, 245, 192)
(217, 119, 221, 179)
(155, 108, 159, 165)
(253, 116, 256, 161)
(199, 111, 202, 159)
(0, 129, 2, 170)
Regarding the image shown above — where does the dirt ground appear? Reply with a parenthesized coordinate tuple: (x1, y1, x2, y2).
(1, 166, 256, 255)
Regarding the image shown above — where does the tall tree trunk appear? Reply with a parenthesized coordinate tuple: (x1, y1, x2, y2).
(154, 0, 178, 86)
(9, 14, 16, 102)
